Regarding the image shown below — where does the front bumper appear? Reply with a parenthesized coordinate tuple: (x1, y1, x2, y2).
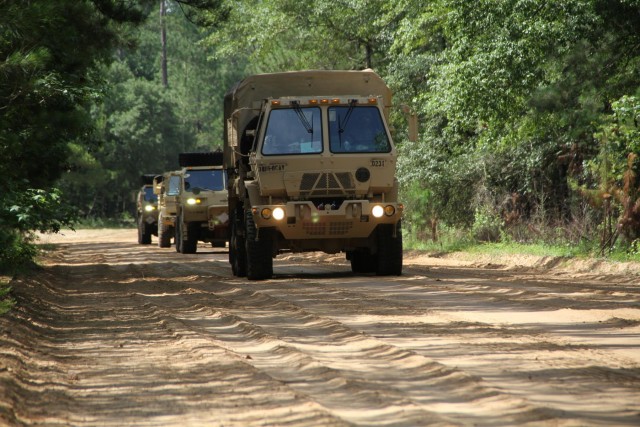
(207, 205, 229, 229)
(252, 200, 402, 239)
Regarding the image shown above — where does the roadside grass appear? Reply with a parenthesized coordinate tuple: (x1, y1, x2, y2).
(0, 280, 15, 316)
(74, 217, 135, 229)
(404, 228, 640, 263)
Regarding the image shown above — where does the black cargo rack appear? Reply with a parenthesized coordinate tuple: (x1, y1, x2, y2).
(179, 151, 223, 167)
(140, 174, 157, 185)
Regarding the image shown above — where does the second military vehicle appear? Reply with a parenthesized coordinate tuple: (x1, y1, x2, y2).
(224, 69, 403, 280)
(174, 152, 229, 254)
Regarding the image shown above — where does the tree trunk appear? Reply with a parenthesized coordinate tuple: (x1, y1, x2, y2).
(160, 0, 168, 88)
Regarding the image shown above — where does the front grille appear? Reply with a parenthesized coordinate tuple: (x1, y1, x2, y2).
(302, 222, 326, 236)
(300, 172, 355, 196)
(329, 222, 352, 235)
(302, 221, 353, 236)
(300, 173, 319, 192)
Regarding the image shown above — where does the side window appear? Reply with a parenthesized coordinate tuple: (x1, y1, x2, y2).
(167, 175, 181, 196)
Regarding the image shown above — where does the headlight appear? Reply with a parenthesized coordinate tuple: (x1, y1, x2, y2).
(144, 205, 154, 212)
(272, 207, 285, 221)
(372, 205, 384, 218)
(187, 198, 200, 205)
(259, 207, 285, 220)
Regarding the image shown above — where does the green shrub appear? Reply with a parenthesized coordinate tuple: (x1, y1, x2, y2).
(0, 186, 76, 275)
(0, 282, 14, 316)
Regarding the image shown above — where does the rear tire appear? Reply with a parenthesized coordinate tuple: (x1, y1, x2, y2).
(375, 221, 403, 276)
(245, 209, 273, 280)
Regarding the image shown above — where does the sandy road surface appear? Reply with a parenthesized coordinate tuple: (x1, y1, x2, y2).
(1, 229, 639, 426)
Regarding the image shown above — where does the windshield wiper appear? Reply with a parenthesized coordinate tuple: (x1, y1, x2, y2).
(337, 99, 358, 147)
(291, 101, 313, 136)
(338, 99, 357, 134)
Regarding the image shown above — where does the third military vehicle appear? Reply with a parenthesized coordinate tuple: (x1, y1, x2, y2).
(136, 174, 158, 244)
(223, 69, 403, 280)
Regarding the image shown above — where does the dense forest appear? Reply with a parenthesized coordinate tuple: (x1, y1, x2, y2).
(1, 0, 639, 273)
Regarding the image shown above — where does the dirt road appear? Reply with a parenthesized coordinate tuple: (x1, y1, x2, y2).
(1, 229, 639, 426)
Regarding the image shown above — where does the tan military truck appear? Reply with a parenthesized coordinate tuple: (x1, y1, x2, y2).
(155, 171, 180, 248)
(174, 152, 229, 254)
(224, 69, 403, 280)
(136, 174, 159, 244)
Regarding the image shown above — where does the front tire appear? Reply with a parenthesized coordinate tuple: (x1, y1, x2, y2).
(158, 214, 171, 248)
(245, 209, 273, 280)
(137, 216, 151, 244)
(181, 220, 198, 254)
(375, 221, 403, 276)
(350, 250, 375, 273)
(230, 207, 246, 277)
(175, 217, 182, 253)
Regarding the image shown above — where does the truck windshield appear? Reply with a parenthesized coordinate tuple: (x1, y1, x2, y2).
(143, 187, 157, 203)
(262, 107, 322, 155)
(329, 106, 391, 153)
(184, 169, 225, 192)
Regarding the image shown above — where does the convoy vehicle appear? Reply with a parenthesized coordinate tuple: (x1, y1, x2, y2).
(136, 174, 158, 244)
(173, 152, 228, 254)
(154, 172, 180, 248)
(223, 69, 404, 280)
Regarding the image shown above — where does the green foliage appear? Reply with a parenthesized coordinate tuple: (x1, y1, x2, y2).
(471, 206, 504, 243)
(0, 282, 14, 316)
(576, 94, 640, 245)
(0, 0, 158, 271)
(58, 1, 244, 219)
(203, 0, 400, 71)
(391, 0, 639, 250)
(0, 186, 76, 274)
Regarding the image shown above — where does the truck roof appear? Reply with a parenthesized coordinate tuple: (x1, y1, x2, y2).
(224, 69, 391, 111)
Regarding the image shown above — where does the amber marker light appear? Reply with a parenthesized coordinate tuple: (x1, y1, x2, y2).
(260, 208, 272, 219)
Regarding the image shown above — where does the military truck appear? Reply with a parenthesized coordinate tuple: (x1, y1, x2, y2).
(223, 69, 404, 280)
(173, 152, 229, 254)
(136, 174, 159, 244)
(155, 171, 180, 248)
